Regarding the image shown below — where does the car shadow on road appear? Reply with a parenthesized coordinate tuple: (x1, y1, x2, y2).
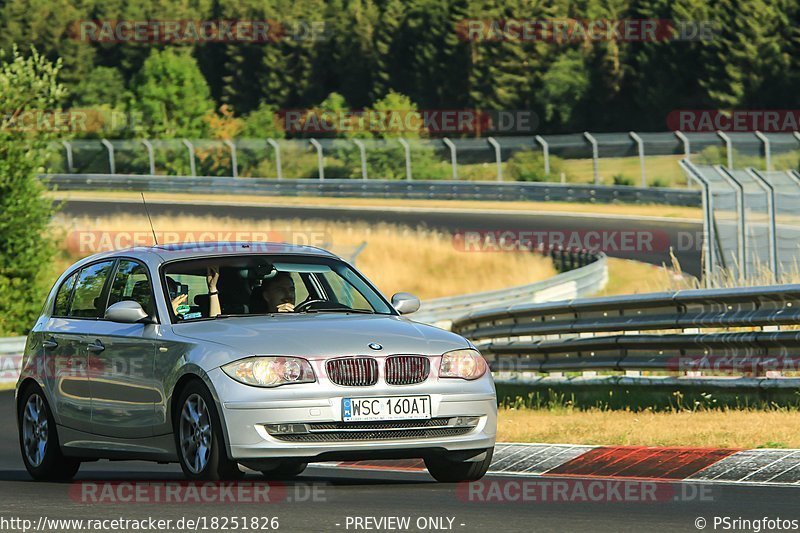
(0, 468, 433, 486)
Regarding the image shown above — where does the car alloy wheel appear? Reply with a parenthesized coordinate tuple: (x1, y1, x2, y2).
(179, 393, 213, 474)
(21, 393, 48, 467)
(17, 383, 80, 481)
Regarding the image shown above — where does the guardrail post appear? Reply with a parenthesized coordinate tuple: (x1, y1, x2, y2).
(398, 138, 412, 180)
(309, 138, 324, 180)
(747, 168, 779, 281)
(62, 140, 73, 173)
(675, 131, 691, 161)
(182, 139, 196, 177)
(442, 137, 458, 180)
(792, 131, 800, 159)
(353, 139, 368, 180)
(717, 131, 734, 169)
(535, 135, 550, 175)
(266, 139, 282, 179)
(224, 139, 238, 177)
(487, 136, 502, 181)
(583, 132, 599, 184)
(715, 165, 747, 282)
(629, 131, 646, 187)
(141, 139, 155, 175)
(675, 131, 691, 189)
(100, 138, 115, 175)
(754, 131, 771, 171)
(679, 159, 715, 285)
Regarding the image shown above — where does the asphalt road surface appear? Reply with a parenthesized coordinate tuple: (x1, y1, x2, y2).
(57, 199, 704, 278)
(1, 391, 797, 532)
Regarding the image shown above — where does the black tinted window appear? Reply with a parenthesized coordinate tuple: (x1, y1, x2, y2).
(53, 272, 77, 317)
(108, 260, 154, 317)
(68, 261, 114, 319)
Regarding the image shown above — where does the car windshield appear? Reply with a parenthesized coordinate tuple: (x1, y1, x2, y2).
(161, 254, 394, 322)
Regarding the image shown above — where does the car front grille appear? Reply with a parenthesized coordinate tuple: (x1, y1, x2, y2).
(385, 355, 430, 385)
(266, 417, 479, 442)
(326, 357, 379, 387)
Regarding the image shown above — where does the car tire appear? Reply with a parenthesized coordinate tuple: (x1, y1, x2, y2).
(174, 380, 244, 481)
(424, 447, 494, 483)
(17, 383, 81, 481)
(261, 461, 308, 480)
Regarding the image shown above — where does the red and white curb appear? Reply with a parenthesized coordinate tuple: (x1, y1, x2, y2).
(324, 444, 800, 485)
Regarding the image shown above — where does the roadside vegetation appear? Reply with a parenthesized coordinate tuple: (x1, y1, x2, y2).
(497, 406, 800, 449)
(0, 49, 63, 336)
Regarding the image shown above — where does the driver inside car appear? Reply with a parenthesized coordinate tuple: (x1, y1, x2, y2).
(250, 271, 296, 313)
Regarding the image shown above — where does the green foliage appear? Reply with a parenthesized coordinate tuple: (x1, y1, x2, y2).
(612, 174, 634, 186)
(1, 0, 799, 135)
(130, 48, 214, 139)
(541, 50, 590, 128)
(0, 47, 64, 336)
(506, 150, 564, 182)
(240, 103, 284, 139)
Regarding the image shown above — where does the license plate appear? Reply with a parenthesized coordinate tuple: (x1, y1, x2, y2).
(342, 396, 431, 422)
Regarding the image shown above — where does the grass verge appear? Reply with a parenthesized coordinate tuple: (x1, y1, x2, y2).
(497, 408, 800, 449)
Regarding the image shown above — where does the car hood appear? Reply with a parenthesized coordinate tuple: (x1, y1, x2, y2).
(171, 313, 471, 360)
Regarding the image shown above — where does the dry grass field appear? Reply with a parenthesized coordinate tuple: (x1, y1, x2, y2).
(51, 214, 557, 300)
(497, 407, 800, 449)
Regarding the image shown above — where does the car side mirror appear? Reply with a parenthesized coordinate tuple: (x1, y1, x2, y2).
(391, 292, 420, 315)
(105, 301, 152, 324)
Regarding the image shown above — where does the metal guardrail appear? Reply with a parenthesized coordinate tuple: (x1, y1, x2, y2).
(451, 285, 800, 376)
(414, 249, 608, 327)
(43, 173, 702, 206)
(0, 337, 25, 385)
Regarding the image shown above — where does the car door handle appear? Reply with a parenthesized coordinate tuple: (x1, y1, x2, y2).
(42, 338, 58, 349)
(87, 340, 105, 353)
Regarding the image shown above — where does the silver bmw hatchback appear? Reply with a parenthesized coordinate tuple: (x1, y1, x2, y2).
(16, 242, 497, 482)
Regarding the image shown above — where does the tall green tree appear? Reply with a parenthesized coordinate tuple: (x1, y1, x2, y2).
(0, 48, 66, 336)
(130, 48, 215, 138)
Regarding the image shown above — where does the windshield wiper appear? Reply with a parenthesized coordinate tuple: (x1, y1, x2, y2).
(301, 307, 375, 314)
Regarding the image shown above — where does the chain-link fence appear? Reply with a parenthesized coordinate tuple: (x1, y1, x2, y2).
(49, 131, 800, 187)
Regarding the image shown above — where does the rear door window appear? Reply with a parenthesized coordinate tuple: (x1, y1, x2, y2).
(53, 272, 78, 317)
(68, 261, 115, 319)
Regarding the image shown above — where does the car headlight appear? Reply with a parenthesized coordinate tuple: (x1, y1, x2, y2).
(222, 356, 316, 387)
(439, 349, 487, 380)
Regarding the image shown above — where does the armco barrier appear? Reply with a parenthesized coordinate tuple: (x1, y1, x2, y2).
(43, 174, 701, 206)
(0, 337, 25, 385)
(451, 284, 800, 377)
(414, 250, 608, 327)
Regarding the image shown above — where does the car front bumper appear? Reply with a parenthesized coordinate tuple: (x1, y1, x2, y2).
(208, 368, 497, 462)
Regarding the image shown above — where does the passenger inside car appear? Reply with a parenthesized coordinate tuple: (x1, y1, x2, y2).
(249, 271, 296, 314)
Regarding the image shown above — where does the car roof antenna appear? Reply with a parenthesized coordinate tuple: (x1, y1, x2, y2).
(141, 192, 159, 246)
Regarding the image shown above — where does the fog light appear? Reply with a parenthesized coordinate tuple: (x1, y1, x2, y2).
(265, 423, 309, 435)
(450, 416, 480, 427)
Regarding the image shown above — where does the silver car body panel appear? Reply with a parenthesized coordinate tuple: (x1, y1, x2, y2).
(16, 243, 497, 464)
